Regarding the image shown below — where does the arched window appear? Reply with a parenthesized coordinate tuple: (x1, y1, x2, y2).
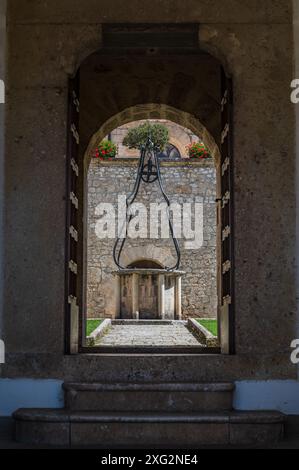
(158, 143, 181, 160)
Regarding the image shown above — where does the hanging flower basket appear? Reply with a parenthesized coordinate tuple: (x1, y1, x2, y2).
(93, 140, 118, 160)
(186, 142, 211, 160)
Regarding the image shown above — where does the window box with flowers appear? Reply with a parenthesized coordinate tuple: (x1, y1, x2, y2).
(93, 140, 118, 160)
(186, 142, 211, 160)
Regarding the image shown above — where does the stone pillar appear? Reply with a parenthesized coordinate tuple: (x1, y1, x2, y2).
(114, 275, 121, 319)
(175, 276, 182, 320)
(158, 274, 166, 319)
(0, 0, 6, 342)
(132, 273, 139, 320)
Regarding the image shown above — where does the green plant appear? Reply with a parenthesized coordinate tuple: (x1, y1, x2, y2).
(197, 319, 218, 337)
(186, 142, 211, 159)
(86, 319, 102, 336)
(123, 122, 169, 151)
(93, 139, 118, 160)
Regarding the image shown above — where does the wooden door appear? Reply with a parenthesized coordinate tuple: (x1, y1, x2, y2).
(65, 73, 80, 354)
(219, 69, 235, 354)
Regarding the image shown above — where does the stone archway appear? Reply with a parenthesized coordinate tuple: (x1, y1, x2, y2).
(82, 105, 225, 331)
(84, 104, 221, 170)
(83, 108, 221, 324)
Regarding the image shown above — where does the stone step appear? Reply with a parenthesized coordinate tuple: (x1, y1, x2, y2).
(13, 409, 284, 448)
(63, 382, 235, 412)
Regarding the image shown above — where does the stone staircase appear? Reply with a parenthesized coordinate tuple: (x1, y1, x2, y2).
(13, 382, 284, 448)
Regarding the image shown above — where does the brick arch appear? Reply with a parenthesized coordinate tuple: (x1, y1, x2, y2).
(84, 104, 221, 169)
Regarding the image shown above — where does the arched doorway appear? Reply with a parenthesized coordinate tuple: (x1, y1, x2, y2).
(65, 28, 234, 355)
(85, 114, 218, 327)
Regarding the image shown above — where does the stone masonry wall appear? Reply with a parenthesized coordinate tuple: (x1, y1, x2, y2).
(87, 158, 217, 319)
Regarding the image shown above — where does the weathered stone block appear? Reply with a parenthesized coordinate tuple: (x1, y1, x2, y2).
(64, 382, 234, 412)
(7, 0, 292, 25)
(15, 420, 70, 447)
(70, 421, 230, 447)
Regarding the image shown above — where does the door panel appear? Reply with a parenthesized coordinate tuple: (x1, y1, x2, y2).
(219, 69, 235, 354)
(65, 73, 80, 354)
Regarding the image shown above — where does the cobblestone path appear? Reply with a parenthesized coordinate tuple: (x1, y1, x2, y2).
(96, 321, 203, 347)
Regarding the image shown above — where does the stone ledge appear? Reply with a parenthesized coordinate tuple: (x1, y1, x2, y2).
(13, 409, 285, 447)
(92, 158, 214, 167)
(13, 409, 284, 426)
(188, 318, 219, 348)
(111, 320, 186, 326)
(3, 352, 296, 382)
(113, 269, 185, 277)
(86, 319, 111, 347)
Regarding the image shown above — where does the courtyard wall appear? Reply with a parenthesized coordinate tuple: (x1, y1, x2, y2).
(87, 158, 217, 319)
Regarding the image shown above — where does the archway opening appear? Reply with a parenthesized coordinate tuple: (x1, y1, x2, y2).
(65, 39, 234, 354)
(84, 114, 219, 346)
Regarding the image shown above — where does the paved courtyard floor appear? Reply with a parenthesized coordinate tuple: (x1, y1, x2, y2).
(95, 321, 204, 347)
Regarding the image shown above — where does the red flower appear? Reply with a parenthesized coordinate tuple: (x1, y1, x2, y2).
(92, 140, 117, 160)
(187, 142, 210, 159)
